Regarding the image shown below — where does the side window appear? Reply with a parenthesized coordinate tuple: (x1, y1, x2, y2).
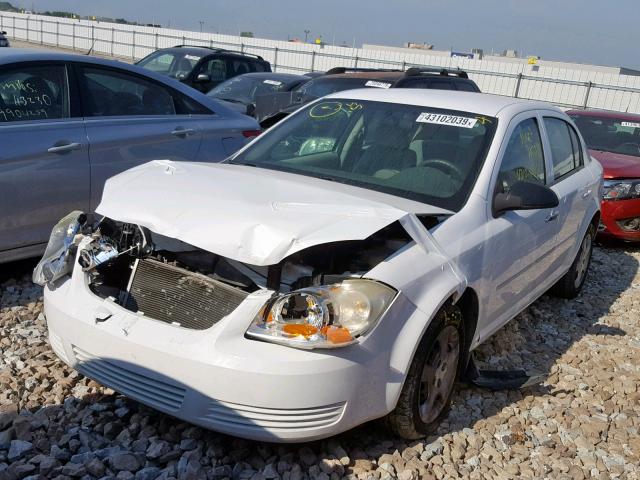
(80, 67, 176, 117)
(498, 118, 545, 192)
(456, 81, 479, 92)
(200, 58, 228, 82)
(173, 92, 213, 115)
(544, 117, 581, 180)
(425, 79, 455, 90)
(252, 61, 268, 73)
(231, 59, 251, 76)
(568, 124, 584, 167)
(0, 65, 69, 123)
(140, 53, 175, 74)
(401, 78, 455, 90)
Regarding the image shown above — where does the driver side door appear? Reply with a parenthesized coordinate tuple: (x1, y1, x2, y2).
(480, 113, 560, 340)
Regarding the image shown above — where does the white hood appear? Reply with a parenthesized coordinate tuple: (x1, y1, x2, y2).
(96, 161, 450, 266)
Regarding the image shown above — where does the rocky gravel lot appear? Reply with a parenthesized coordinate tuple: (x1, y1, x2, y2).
(1, 244, 639, 480)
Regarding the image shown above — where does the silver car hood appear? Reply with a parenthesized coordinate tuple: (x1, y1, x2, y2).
(96, 160, 452, 266)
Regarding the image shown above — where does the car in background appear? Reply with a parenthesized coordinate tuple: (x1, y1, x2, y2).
(207, 72, 311, 117)
(0, 31, 9, 47)
(0, 49, 260, 264)
(258, 67, 480, 128)
(136, 45, 272, 93)
(40, 90, 601, 442)
(569, 109, 640, 241)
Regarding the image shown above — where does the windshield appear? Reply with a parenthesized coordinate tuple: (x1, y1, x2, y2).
(294, 77, 384, 99)
(138, 51, 203, 79)
(230, 99, 497, 211)
(208, 76, 288, 104)
(571, 114, 640, 158)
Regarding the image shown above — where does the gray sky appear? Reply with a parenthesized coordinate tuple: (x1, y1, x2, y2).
(25, 0, 640, 69)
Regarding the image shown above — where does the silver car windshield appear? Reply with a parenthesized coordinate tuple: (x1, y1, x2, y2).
(231, 99, 497, 211)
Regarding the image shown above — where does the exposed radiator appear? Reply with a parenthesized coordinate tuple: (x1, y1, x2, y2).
(125, 258, 248, 330)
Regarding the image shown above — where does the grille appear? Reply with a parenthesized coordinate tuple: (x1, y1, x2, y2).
(73, 346, 185, 412)
(201, 400, 346, 431)
(125, 259, 248, 330)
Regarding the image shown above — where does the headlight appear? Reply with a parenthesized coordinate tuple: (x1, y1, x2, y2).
(246, 279, 396, 349)
(33, 211, 86, 286)
(603, 179, 640, 200)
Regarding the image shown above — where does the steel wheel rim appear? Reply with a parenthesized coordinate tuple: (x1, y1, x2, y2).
(574, 231, 592, 288)
(419, 325, 460, 424)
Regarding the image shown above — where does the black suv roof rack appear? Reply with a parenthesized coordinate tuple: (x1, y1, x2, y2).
(325, 67, 402, 75)
(171, 45, 264, 61)
(404, 67, 469, 79)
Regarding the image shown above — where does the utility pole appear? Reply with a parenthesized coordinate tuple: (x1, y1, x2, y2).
(304, 29, 310, 43)
(199, 21, 204, 32)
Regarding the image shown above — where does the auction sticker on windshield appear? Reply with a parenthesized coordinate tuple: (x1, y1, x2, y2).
(365, 80, 392, 89)
(416, 112, 478, 128)
(263, 79, 283, 86)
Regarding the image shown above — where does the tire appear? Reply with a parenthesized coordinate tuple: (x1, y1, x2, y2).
(550, 223, 595, 299)
(386, 303, 464, 440)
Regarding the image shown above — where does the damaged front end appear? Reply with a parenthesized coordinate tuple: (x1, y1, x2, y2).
(37, 214, 437, 349)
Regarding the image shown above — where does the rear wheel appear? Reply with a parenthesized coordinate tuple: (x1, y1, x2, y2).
(386, 303, 463, 439)
(550, 223, 595, 299)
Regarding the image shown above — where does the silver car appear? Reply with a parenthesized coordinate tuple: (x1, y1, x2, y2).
(0, 49, 260, 263)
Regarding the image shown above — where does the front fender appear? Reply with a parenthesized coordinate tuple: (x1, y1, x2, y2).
(367, 215, 467, 410)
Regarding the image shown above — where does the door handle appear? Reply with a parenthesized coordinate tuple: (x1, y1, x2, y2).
(47, 142, 82, 154)
(581, 189, 592, 199)
(545, 210, 559, 222)
(171, 127, 197, 137)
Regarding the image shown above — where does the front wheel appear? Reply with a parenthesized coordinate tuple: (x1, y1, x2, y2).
(550, 223, 595, 299)
(386, 303, 463, 440)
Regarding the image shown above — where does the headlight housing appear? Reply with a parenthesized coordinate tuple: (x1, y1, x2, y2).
(603, 179, 640, 200)
(33, 211, 86, 286)
(246, 279, 396, 349)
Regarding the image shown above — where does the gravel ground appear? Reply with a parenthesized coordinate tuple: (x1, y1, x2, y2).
(1, 244, 639, 480)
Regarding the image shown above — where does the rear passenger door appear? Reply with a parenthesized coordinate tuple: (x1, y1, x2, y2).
(0, 63, 90, 258)
(74, 64, 205, 209)
(540, 113, 596, 264)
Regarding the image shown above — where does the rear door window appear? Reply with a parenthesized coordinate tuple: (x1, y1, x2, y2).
(252, 61, 268, 72)
(544, 117, 582, 180)
(79, 66, 176, 117)
(231, 59, 252, 76)
(0, 65, 69, 122)
(398, 77, 455, 90)
(455, 81, 479, 92)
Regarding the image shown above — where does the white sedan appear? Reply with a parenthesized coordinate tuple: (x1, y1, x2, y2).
(37, 89, 602, 442)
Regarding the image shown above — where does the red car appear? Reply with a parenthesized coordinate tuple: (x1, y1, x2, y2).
(568, 110, 640, 241)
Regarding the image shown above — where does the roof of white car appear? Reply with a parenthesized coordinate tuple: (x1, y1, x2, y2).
(325, 88, 560, 117)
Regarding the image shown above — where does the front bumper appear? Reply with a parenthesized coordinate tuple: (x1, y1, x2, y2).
(599, 198, 640, 241)
(43, 262, 410, 442)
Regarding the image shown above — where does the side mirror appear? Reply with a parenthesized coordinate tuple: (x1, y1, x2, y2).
(195, 73, 211, 83)
(493, 181, 559, 217)
(246, 103, 256, 117)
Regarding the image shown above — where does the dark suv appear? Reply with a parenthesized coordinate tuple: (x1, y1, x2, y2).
(137, 45, 271, 93)
(258, 67, 480, 128)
